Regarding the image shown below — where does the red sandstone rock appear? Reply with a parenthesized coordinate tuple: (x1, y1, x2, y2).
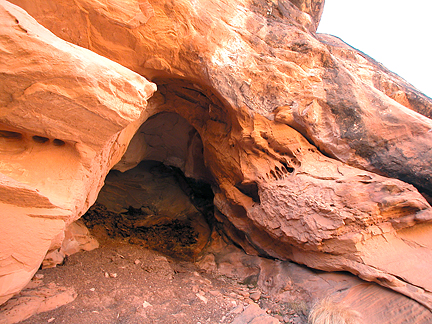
(42, 219, 99, 269)
(0, 0, 155, 304)
(0, 280, 77, 324)
(1, 0, 432, 314)
(10, 0, 432, 194)
(231, 303, 280, 324)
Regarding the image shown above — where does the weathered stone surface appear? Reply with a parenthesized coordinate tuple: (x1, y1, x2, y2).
(42, 220, 99, 269)
(9, 0, 432, 188)
(10, 0, 432, 195)
(132, 80, 432, 309)
(199, 240, 432, 323)
(2, 0, 432, 315)
(231, 303, 280, 324)
(0, 0, 155, 304)
(0, 279, 77, 324)
(114, 112, 209, 181)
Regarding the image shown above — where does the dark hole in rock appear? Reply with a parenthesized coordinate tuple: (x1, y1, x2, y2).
(53, 139, 65, 146)
(83, 92, 229, 262)
(32, 135, 49, 143)
(0, 130, 22, 140)
(286, 166, 294, 173)
(281, 161, 294, 173)
(235, 181, 260, 203)
(0, 129, 26, 154)
(83, 160, 215, 261)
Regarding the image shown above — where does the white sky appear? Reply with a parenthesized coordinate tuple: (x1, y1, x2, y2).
(317, 0, 432, 99)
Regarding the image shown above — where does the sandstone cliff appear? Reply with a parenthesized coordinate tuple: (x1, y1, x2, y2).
(1, 0, 432, 313)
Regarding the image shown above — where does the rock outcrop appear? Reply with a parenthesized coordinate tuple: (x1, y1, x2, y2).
(2, 0, 432, 314)
(0, 0, 156, 304)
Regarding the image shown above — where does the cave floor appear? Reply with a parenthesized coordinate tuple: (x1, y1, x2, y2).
(1, 237, 306, 324)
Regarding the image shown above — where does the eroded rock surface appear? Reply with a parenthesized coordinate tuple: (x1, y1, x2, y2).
(42, 219, 99, 269)
(0, 278, 77, 324)
(0, 0, 155, 304)
(1, 0, 432, 314)
(198, 238, 432, 324)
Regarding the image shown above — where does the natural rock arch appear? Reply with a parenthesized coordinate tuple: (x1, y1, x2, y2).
(87, 109, 215, 261)
(1, 0, 432, 312)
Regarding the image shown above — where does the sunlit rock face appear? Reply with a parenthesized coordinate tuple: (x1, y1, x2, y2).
(0, 0, 156, 304)
(2, 0, 432, 311)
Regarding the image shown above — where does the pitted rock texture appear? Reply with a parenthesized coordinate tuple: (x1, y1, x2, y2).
(10, 0, 432, 195)
(2, 0, 432, 313)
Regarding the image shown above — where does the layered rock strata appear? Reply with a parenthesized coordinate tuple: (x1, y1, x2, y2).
(1, 0, 432, 312)
(0, 0, 156, 304)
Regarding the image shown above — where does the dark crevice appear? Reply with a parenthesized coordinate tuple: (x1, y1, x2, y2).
(235, 181, 261, 203)
(280, 161, 294, 173)
(0, 130, 22, 139)
(53, 139, 66, 146)
(32, 135, 49, 143)
(169, 166, 216, 221)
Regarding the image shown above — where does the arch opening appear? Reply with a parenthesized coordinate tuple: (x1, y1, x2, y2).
(83, 112, 217, 261)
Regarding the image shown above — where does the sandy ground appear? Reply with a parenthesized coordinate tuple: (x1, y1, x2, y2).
(0, 236, 307, 324)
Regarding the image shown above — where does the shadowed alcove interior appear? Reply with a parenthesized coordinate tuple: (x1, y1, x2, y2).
(81, 74, 244, 261)
(82, 108, 218, 261)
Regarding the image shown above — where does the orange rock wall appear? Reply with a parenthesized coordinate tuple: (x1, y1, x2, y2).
(1, 0, 432, 311)
(0, 0, 155, 304)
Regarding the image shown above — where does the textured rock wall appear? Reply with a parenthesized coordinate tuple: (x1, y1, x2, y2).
(0, 0, 155, 304)
(2, 0, 432, 311)
(10, 0, 432, 195)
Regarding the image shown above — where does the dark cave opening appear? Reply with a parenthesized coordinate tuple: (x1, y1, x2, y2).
(81, 73, 243, 262)
(82, 111, 218, 261)
(82, 160, 216, 261)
